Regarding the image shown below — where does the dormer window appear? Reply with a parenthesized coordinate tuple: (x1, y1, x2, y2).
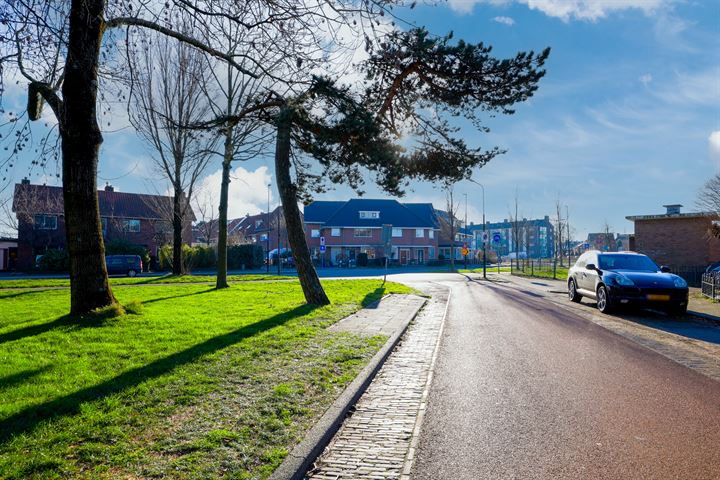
(359, 211, 380, 219)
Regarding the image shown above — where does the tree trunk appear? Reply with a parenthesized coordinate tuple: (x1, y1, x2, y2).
(172, 181, 184, 275)
(274, 109, 329, 305)
(61, 0, 117, 315)
(216, 127, 233, 289)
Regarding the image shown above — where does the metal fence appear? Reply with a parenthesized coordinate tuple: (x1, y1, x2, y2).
(671, 266, 705, 288)
(510, 257, 577, 280)
(702, 272, 719, 301)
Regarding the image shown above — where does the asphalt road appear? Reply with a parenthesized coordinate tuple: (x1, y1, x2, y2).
(411, 276, 720, 480)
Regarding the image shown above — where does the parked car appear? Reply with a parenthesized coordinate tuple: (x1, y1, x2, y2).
(106, 255, 143, 277)
(567, 251, 688, 315)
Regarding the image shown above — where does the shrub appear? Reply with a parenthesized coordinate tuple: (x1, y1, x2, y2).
(227, 244, 264, 269)
(357, 252, 368, 267)
(38, 249, 69, 272)
(158, 244, 217, 272)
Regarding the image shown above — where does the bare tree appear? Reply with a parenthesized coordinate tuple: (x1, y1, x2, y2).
(193, 188, 218, 246)
(128, 29, 217, 275)
(0, 1, 258, 314)
(697, 173, 720, 238)
(444, 186, 460, 271)
(554, 199, 565, 266)
(601, 221, 615, 252)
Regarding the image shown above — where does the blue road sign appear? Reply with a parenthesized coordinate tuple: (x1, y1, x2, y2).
(320, 245, 326, 252)
(492, 232, 501, 243)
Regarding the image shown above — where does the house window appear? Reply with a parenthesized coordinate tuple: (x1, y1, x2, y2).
(354, 228, 372, 238)
(255, 220, 263, 228)
(311, 229, 320, 238)
(260, 234, 268, 241)
(429, 229, 434, 239)
(331, 228, 341, 237)
(392, 228, 402, 237)
(359, 211, 380, 219)
(122, 219, 140, 232)
(415, 228, 424, 238)
(34, 214, 57, 230)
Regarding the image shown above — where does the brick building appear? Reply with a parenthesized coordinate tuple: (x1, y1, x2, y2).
(626, 204, 720, 268)
(193, 206, 291, 256)
(304, 199, 440, 265)
(12, 181, 193, 269)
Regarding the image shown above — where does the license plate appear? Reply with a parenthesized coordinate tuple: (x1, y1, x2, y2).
(647, 294, 670, 301)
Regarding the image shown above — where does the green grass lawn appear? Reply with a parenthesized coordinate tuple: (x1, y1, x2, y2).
(511, 264, 570, 280)
(0, 274, 294, 290)
(0, 279, 413, 479)
(457, 267, 511, 273)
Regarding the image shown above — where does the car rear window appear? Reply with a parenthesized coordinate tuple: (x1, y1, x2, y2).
(598, 254, 658, 271)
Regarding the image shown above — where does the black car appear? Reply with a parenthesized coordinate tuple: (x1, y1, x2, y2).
(567, 251, 688, 315)
(106, 255, 143, 277)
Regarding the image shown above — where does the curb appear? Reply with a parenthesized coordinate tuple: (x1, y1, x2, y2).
(687, 310, 720, 326)
(269, 295, 428, 480)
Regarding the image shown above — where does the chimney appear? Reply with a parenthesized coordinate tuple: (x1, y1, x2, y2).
(21, 177, 30, 185)
(104, 182, 114, 192)
(663, 204, 682, 215)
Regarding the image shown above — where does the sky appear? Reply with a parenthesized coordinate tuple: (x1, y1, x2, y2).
(2, 0, 719, 239)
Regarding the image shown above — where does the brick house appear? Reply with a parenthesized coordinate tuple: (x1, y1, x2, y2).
(12, 180, 193, 269)
(193, 206, 291, 256)
(304, 199, 440, 265)
(626, 204, 720, 268)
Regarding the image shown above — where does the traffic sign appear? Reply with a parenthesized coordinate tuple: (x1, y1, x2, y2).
(320, 245, 326, 253)
(320, 236, 325, 246)
(461, 246, 469, 256)
(481, 232, 489, 243)
(493, 232, 501, 243)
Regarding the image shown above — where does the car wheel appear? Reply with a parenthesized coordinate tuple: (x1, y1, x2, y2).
(568, 278, 582, 303)
(128, 269, 137, 277)
(596, 285, 613, 314)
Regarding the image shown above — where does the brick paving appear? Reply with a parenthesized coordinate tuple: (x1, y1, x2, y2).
(307, 283, 449, 480)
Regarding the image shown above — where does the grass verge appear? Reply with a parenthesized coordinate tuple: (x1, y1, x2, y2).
(0, 279, 413, 479)
(0, 274, 294, 290)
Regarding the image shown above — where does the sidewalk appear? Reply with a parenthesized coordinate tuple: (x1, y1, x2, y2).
(306, 283, 450, 480)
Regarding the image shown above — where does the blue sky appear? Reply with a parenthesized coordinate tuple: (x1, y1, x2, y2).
(3, 0, 719, 239)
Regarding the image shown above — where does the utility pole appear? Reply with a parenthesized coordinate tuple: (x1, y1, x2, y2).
(467, 178, 486, 279)
(266, 183, 270, 273)
(277, 207, 281, 275)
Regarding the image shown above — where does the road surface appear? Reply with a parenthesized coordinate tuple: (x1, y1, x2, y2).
(411, 276, 720, 480)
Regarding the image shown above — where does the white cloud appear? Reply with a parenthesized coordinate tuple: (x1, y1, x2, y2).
(709, 131, 720, 161)
(639, 73, 652, 86)
(492, 16, 516, 26)
(195, 165, 275, 220)
(448, 0, 673, 21)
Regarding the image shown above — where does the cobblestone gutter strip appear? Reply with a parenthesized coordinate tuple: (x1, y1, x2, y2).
(307, 284, 450, 480)
(269, 295, 427, 480)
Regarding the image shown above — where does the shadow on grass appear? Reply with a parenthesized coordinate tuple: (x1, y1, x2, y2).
(360, 287, 387, 309)
(0, 308, 126, 345)
(0, 289, 49, 299)
(0, 303, 317, 445)
(0, 366, 50, 392)
(141, 287, 215, 305)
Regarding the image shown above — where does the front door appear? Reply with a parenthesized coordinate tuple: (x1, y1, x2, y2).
(417, 249, 424, 264)
(399, 249, 409, 265)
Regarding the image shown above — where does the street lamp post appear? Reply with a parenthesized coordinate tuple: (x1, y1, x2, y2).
(464, 193, 468, 270)
(468, 178, 486, 279)
(266, 183, 270, 274)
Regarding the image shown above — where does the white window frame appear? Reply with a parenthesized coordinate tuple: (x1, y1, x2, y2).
(34, 214, 57, 230)
(311, 229, 320, 238)
(429, 229, 434, 239)
(415, 228, 424, 238)
(359, 211, 380, 219)
(354, 228, 372, 238)
(331, 228, 341, 237)
(392, 228, 403, 237)
(122, 219, 140, 232)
